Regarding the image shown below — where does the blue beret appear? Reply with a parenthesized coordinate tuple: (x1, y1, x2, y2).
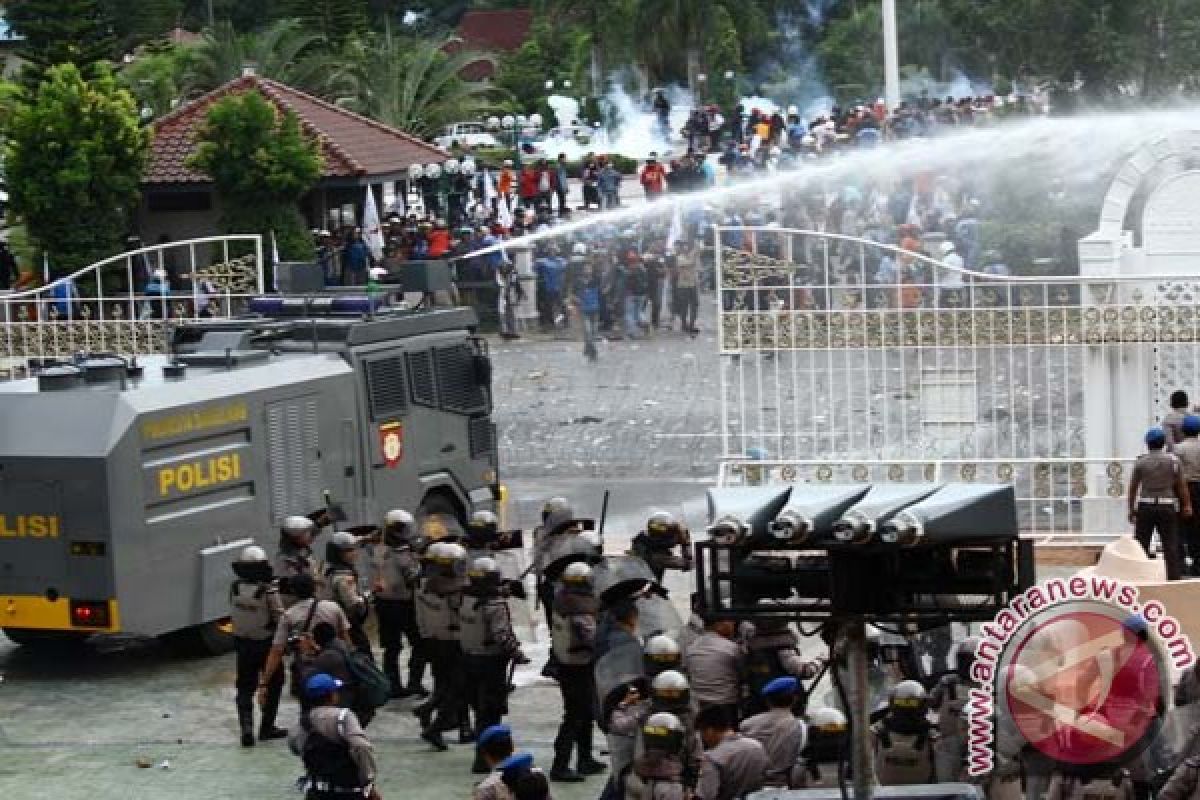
(1185, 416, 1200, 436)
(497, 752, 534, 775)
(304, 673, 343, 699)
(763, 676, 799, 697)
(1146, 427, 1167, 447)
(478, 724, 512, 746)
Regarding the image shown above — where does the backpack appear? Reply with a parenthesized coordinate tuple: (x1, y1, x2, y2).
(301, 709, 362, 789)
(345, 650, 392, 710)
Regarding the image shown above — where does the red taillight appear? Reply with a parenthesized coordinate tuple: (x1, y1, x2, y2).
(69, 600, 110, 628)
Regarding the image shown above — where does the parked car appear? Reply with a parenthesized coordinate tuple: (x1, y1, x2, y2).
(433, 122, 500, 151)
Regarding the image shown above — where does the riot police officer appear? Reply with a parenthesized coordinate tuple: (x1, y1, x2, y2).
(1047, 770, 1135, 800)
(695, 704, 768, 800)
(930, 635, 980, 781)
(533, 498, 583, 615)
(461, 556, 529, 773)
(372, 509, 425, 698)
(645, 670, 703, 786)
(277, 514, 321, 607)
(740, 676, 807, 788)
(742, 618, 823, 717)
(799, 707, 848, 788)
(870, 679, 937, 785)
(415, 541, 469, 751)
(630, 511, 693, 583)
(644, 634, 683, 679)
(550, 561, 606, 782)
(625, 712, 689, 800)
(325, 531, 372, 656)
(466, 510, 502, 557)
(230, 545, 287, 747)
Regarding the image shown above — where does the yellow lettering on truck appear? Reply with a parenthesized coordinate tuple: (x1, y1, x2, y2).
(0, 515, 61, 538)
(157, 453, 242, 497)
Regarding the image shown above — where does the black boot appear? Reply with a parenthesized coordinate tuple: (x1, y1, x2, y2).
(550, 724, 583, 782)
(471, 748, 491, 774)
(421, 727, 448, 752)
(407, 660, 430, 698)
(258, 690, 287, 741)
(237, 707, 255, 748)
(412, 701, 433, 730)
(458, 723, 476, 745)
(575, 723, 606, 775)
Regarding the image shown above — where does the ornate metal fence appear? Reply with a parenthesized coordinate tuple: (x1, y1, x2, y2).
(714, 227, 1200, 543)
(0, 235, 263, 370)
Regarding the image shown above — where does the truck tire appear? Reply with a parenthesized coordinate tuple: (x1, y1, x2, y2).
(1, 628, 89, 648)
(161, 619, 234, 657)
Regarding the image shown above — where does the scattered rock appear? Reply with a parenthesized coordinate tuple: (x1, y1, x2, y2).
(135, 758, 153, 769)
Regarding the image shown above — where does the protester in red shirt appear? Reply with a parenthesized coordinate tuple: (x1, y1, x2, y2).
(427, 220, 451, 258)
(640, 153, 667, 200)
(519, 165, 540, 207)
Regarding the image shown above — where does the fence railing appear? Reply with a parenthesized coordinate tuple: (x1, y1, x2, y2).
(713, 226, 1200, 542)
(0, 235, 263, 367)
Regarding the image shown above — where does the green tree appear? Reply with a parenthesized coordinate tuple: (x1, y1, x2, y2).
(334, 29, 501, 138)
(101, 0, 183, 52)
(279, 0, 368, 45)
(120, 47, 188, 119)
(186, 89, 321, 259)
(181, 19, 336, 97)
(5, 0, 116, 76)
(2, 64, 150, 272)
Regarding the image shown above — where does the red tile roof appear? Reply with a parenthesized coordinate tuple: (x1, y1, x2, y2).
(452, 9, 533, 81)
(144, 75, 449, 186)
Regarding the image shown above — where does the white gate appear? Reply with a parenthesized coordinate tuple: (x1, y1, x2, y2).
(713, 227, 1200, 543)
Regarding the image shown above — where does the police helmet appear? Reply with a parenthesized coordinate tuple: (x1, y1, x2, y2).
(641, 712, 685, 754)
(468, 556, 502, 591)
(468, 510, 500, 543)
(808, 706, 848, 733)
(651, 670, 691, 710)
(542, 496, 570, 520)
(1146, 427, 1167, 448)
(577, 530, 603, 555)
(561, 561, 593, 590)
(331, 531, 357, 550)
(427, 541, 468, 576)
(955, 635, 981, 680)
(383, 509, 416, 546)
(1185, 415, 1200, 437)
(644, 634, 682, 673)
(240, 545, 268, 562)
(542, 497, 576, 535)
(646, 511, 680, 539)
(283, 515, 316, 539)
(888, 679, 928, 714)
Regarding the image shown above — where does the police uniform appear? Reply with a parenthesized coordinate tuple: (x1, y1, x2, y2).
(741, 624, 821, 717)
(231, 571, 286, 742)
(695, 732, 768, 800)
(870, 719, 937, 785)
(272, 598, 350, 697)
(551, 584, 601, 778)
(1178, 436, 1200, 575)
(1131, 448, 1186, 580)
(298, 704, 377, 799)
(930, 673, 972, 781)
(372, 542, 425, 696)
(629, 531, 691, 584)
(1166, 409, 1189, 451)
(460, 585, 524, 747)
(1047, 772, 1135, 800)
(277, 539, 321, 608)
(473, 771, 514, 800)
(740, 707, 806, 788)
(325, 561, 371, 656)
(627, 751, 688, 800)
(684, 631, 743, 719)
(415, 573, 467, 744)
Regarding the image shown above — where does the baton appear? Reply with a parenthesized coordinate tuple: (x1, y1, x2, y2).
(598, 489, 611, 540)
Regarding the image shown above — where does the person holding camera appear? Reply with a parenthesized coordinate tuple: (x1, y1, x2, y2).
(259, 574, 351, 703)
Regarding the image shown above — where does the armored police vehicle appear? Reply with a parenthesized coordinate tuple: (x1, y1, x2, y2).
(0, 296, 498, 652)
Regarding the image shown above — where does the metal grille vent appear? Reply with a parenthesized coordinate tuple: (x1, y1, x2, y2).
(435, 344, 488, 414)
(365, 357, 407, 419)
(468, 416, 496, 460)
(406, 350, 438, 408)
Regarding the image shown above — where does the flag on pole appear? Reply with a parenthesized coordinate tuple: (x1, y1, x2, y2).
(496, 193, 514, 231)
(42, 251, 50, 284)
(363, 186, 385, 262)
(482, 169, 498, 205)
(665, 201, 684, 254)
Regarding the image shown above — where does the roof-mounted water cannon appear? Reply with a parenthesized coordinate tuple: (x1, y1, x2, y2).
(704, 486, 793, 546)
(769, 485, 871, 546)
(831, 484, 942, 546)
(708, 515, 749, 546)
(878, 484, 1017, 547)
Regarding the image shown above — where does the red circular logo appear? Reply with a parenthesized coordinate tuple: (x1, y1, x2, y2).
(997, 604, 1167, 768)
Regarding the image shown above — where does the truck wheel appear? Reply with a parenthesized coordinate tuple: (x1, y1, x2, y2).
(417, 492, 465, 540)
(1, 628, 89, 648)
(161, 619, 234, 657)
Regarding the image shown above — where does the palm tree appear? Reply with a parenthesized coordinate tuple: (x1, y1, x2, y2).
(331, 27, 503, 139)
(634, 0, 715, 89)
(181, 18, 337, 97)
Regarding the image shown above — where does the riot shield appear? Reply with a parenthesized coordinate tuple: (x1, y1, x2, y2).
(535, 530, 602, 583)
(594, 555, 684, 641)
(492, 548, 536, 643)
(595, 636, 647, 715)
